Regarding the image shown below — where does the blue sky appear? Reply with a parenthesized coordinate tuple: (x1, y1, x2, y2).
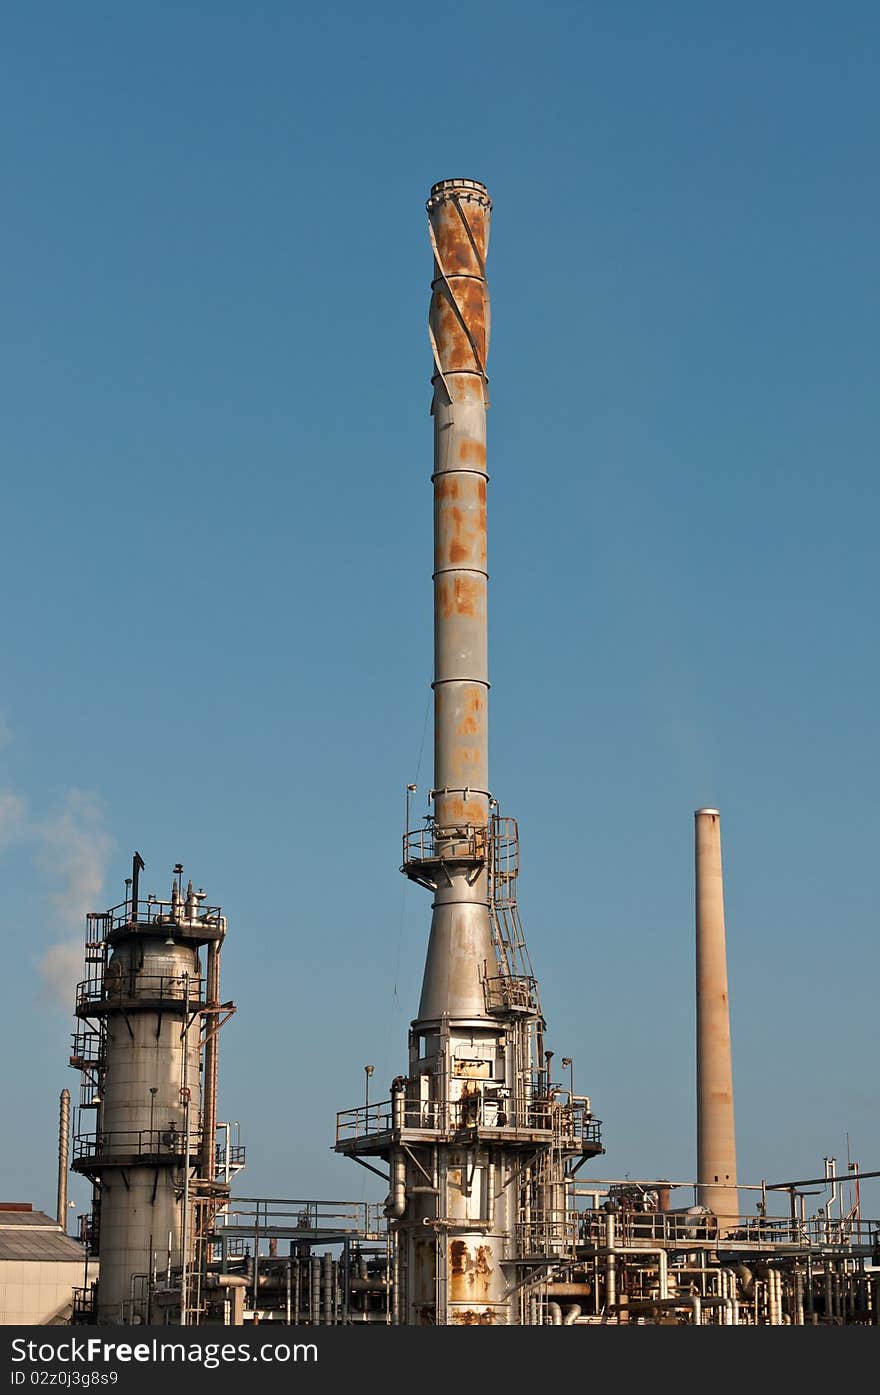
(1, 1, 877, 1226)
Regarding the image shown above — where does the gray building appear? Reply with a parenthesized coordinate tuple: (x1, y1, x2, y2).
(0, 1204, 88, 1325)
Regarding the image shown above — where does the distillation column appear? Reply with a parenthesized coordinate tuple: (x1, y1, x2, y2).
(71, 859, 230, 1323)
(695, 808, 739, 1234)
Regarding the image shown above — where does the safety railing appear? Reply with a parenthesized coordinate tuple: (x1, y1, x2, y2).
(336, 1100, 394, 1142)
(517, 1210, 580, 1257)
(215, 1143, 247, 1168)
(69, 1026, 104, 1069)
(75, 971, 203, 1012)
(555, 1099, 602, 1151)
(337, 1093, 603, 1146)
(730, 1213, 880, 1249)
(73, 1126, 202, 1163)
(71, 1287, 97, 1324)
(402, 820, 488, 867)
(214, 1197, 385, 1240)
(484, 974, 538, 1014)
(97, 897, 224, 935)
(78, 1208, 99, 1255)
(574, 1208, 880, 1250)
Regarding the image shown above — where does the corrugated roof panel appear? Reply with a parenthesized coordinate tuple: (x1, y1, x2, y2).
(0, 1210, 60, 1227)
(0, 1232, 86, 1262)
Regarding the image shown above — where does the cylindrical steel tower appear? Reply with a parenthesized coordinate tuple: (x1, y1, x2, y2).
(71, 857, 232, 1323)
(419, 176, 493, 1026)
(335, 179, 603, 1325)
(695, 808, 739, 1233)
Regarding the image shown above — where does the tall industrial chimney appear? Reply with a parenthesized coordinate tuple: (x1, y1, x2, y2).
(56, 1088, 70, 1229)
(70, 855, 235, 1323)
(694, 808, 739, 1233)
(335, 178, 602, 1325)
(419, 176, 493, 1023)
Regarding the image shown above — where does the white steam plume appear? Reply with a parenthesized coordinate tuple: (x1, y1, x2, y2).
(36, 789, 114, 1006)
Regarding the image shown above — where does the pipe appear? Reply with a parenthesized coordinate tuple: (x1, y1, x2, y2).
(734, 1262, 754, 1298)
(547, 1301, 563, 1326)
(694, 809, 739, 1234)
(57, 1089, 70, 1228)
(323, 1252, 333, 1326)
(310, 1256, 320, 1326)
(823, 1158, 838, 1242)
(392, 1236, 400, 1327)
(721, 1269, 740, 1325)
(604, 1214, 616, 1311)
(486, 1152, 496, 1228)
(603, 1214, 670, 1305)
(388, 1150, 406, 1219)
(386, 1080, 406, 1219)
(562, 1304, 581, 1325)
(180, 972, 191, 1326)
(699, 1291, 735, 1325)
(200, 930, 223, 1180)
(611, 1246, 668, 1301)
(625, 1296, 702, 1326)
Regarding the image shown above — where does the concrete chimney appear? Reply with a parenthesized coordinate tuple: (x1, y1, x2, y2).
(694, 808, 739, 1233)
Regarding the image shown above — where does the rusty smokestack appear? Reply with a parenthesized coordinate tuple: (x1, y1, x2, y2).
(57, 1088, 70, 1229)
(336, 177, 604, 1326)
(417, 177, 493, 1026)
(695, 808, 739, 1233)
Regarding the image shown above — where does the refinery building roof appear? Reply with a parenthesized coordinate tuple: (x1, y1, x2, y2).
(0, 1205, 85, 1263)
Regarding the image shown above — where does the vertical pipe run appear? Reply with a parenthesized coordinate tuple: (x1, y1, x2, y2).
(695, 808, 739, 1233)
(310, 1256, 321, 1326)
(200, 936, 222, 1180)
(323, 1252, 333, 1326)
(57, 1089, 70, 1229)
(604, 1213, 617, 1313)
(180, 973, 192, 1326)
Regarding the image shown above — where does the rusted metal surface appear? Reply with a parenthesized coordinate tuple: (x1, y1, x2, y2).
(451, 1307, 494, 1325)
(350, 180, 603, 1327)
(418, 177, 494, 1027)
(449, 1238, 494, 1304)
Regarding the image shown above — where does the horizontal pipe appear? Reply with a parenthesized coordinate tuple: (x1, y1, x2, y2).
(624, 1296, 702, 1326)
